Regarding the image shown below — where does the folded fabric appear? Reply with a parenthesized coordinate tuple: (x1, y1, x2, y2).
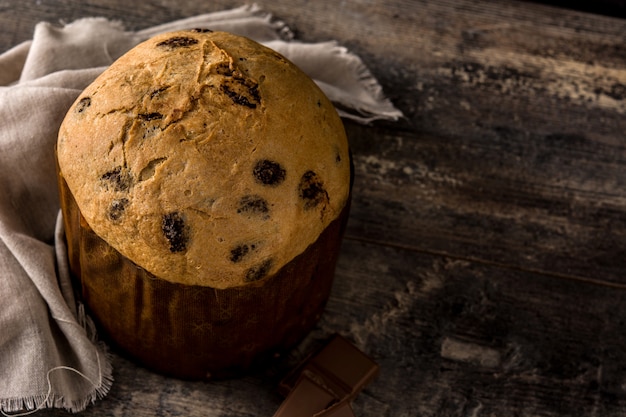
(0, 4, 402, 414)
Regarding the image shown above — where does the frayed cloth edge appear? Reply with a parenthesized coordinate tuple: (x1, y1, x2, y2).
(0, 354, 113, 415)
(0, 306, 113, 416)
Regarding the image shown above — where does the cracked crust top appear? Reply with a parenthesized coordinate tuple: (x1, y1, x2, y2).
(56, 30, 350, 289)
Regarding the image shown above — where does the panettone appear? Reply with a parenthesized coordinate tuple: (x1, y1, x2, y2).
(56, 30, 352, 379)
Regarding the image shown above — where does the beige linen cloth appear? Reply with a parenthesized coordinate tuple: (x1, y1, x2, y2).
(0, 4, 402, 414)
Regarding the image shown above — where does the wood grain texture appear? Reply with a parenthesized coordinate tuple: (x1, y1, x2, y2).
(3, 0, 626, 416)
(40, 238, 626, 416)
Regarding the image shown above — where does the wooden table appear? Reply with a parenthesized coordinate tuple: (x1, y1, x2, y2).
(3, 1, 626, 416)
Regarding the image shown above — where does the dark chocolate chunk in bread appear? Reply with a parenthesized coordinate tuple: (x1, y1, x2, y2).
(298, 171, 329, 210)
(156, 36, 199, 49)
(237, 195, 270, 219)
(230, 245, 250, 263)
(253, 160, 286, 186)
(162, 212, 189, 253)
(75, 97, 91, 113)
(230, 243, 259, 263)
(100, 166, 132, 192)
(108, 198, 129, 221)
(244, 258, 273, 282)
(221, 79, 260, 108)
(138, 112, 163, 121)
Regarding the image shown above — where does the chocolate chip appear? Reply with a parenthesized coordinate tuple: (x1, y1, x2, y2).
(253, 160, 286, 186)
(162, 212, 189, 253)
(230, 243, 258, 263)
(190, 28, 213, 33)
(100, 166, 132, 192)
(221, 81, 260, 108)
(215, 62, 234, 77)
(244, 258, 272, 282)
(156, 36, 199, 49)
(75, 97, 91, 113)
(108, 198, 129, 221)
(237, 195, 270, 219)
(212, 58, 261, 108)
(230, 245, 249, 263)
(298, 171, 329, 210)
(138, 112, 163, 121)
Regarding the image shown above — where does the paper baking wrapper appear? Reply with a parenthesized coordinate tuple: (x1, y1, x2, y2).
(56, 157, 351, 380)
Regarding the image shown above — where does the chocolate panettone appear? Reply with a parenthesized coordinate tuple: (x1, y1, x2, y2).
(56, 30, 352, 379)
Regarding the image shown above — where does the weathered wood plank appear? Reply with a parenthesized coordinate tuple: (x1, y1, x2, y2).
(323, 0, 626, 285)
(345, 120, 626, 286)
(327, 239, 626, 417)
(44, 238, 626, 416)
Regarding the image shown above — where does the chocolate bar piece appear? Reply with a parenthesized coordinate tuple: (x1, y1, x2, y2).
(273, 374, 336, 417)
(280, 334, 379, 400)
(305, 334, 379, 401)
(315, 400, 356, 417)
(274, 334, 379, 417)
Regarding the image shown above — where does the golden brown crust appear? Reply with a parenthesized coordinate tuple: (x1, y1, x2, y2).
(57, 30, 350, 288)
